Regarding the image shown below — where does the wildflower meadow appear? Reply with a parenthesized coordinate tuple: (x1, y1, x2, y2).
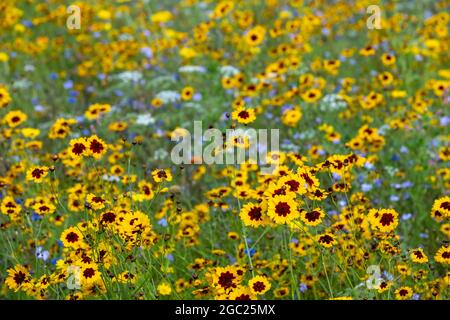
(0, 0, 449, 302)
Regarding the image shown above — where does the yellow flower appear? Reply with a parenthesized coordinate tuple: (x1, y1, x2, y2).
(26, 166, 49, 183)
(228, 286, 256, 300)
(137, 180, 154, 200)
(115, 271, 137, 284)
(391, 90, 407, 98)
(430, 196, 450, 222)
(245, 25, 266, 46)
(228, 231, 240, 240)
(108, 121, 128, 132)
(84, 103, 111, 121)
(221, 76, 236, 89)
(410, 248, 428, 264)
(97, 10, 111, 20)
(395, 286, 413, 300)
(438, 69, 450, 79)
(151, 11, 173, 24)
(180, 47, 197, 59)
(438, 146, 449, 161)
(3, 110, 27, 127)
(378, 71, 394, 86)
(359, 45, 376, 56)
(1, 196, 21, 216)
(433, 80, 448, 97)
(15, 24, 26, 33)
(377, 281, 392, 293)
(274, 287, 289, 298)
(5, 265, 30, 291)
(152, 169, 173, 183)
(434, 245, 450, 265)
(381, 53, 396, 66)
(151, 97, 163, 108)
(213, 266, 244, 293)
(60, 226, 84, 248)
(213, 1, 234, 19)
(231, 107, 256, 124)
(69, 137, 88, 158)
(317, 233, 336, 248)
(33, 201, 56, 216)
(248, 276, 271, 295)
(86, 193, 107, 211)
(440, 223, 450, 237)
(0, 86, 12, 108)
(21, 128, 40, 138)
(301, 208, 325, 227)
(110, 164, 125, 176)
(181, 86, 195, 101)
(368, 208, 399, 233)
(266, 151, 286, 166)
(157, 282, 172, 295)
(323, 59, 340, 75)
(0, 52, 9, 62)
(80, 264, 102, 285)
(282, 106, 302, 127)
(301, 89, 322, 103)
(87, 135, 108, 160)
(267, 194, 299, 224)
(240, 202, 267, 228)
(48, 118, 77, 139)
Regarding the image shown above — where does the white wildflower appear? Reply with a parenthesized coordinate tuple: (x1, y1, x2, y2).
(219, 65, 240, 77)
(156, 90, 181, 103)
(113, 71, 143, 83)
(179, 65, 207, 73)
(102, 174, 121, 182)
(154, 148, 169, 160)
(135, 114, 156, 125)
(319, 94, 347, 112)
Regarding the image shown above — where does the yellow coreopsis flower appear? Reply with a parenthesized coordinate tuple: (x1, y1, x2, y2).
(157, 282, 172, 295)
(3, 110, 27, 127)
(151, 11, 173, 24)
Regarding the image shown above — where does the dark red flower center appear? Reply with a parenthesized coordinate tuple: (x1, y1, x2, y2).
(399, 289, 408, 296)
(319, 234, 334, 244)
(14, 271, 27, 285)
(252, 281, 266, 292)
(274, 202, 291, 217)
(90, 139, 104, 154)
(83, 268, 96, 279)
(218, 271, 236, 290)
(31, 168, 45, 179)
(101, 211, 116, 223)
(305, 210, 321, 222)
(91, 196, 105, 203)
(72, 143, 86, 156)
(285, 180, 299, 191)
(379, 213, 394, 226)
(238, 110, 249, 119)
(38, 205, 50, 212)
(142, 186, 151, 195)
(66, 231, 79, 243)
(248, 207, 262, 221)
(157, 170, 167, 178)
